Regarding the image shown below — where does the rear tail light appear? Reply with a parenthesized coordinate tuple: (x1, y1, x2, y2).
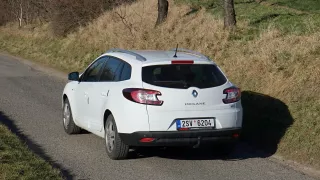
(223, 87, 241, 104)
(122, 88, 163, 106)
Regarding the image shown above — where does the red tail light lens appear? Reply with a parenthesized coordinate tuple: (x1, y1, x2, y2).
(123, 88, 163, 106)
(223, 87, 241, 104)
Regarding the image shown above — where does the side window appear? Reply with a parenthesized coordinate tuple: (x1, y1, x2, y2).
(100, 57, 123, 82)
(81, 58, 106, 82)
(114, 63, 124, 81)
(120, 62, 132, 81)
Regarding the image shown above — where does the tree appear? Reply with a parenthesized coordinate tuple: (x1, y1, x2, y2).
(5, 0, 23, 27)
(223, 0, 236, 28)
(156, 0, 169, 26)
(0, 0, 53, 27)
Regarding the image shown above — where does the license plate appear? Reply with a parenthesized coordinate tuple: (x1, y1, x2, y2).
(176, 118, 215, 129)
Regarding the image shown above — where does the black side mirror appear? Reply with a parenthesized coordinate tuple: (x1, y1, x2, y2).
(68, 72, 79, 81)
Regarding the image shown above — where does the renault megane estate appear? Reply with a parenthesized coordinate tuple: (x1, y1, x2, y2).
(62, 48, 243, 160)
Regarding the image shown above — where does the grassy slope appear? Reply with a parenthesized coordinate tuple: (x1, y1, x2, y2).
(0, 124, 62, 180)
(268, 0, 320, 13)
(0, 0, 319, 168)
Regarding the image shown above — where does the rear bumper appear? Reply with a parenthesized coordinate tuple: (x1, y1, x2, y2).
(119, 128, 241, 147)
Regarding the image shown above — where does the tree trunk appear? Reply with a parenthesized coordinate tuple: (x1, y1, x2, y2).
(156, 0, 169, 26)
(18, 1, 22, 28)
(223, 0, 236, 29)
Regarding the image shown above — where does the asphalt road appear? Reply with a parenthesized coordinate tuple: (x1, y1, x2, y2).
(0, 54, 317, 180)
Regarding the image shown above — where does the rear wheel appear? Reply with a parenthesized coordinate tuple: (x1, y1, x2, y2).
(105, 114, 129, 160)
(63, 98, 81, 134)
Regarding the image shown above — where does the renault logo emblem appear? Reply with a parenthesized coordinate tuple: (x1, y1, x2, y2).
(192, 90, 198, 98)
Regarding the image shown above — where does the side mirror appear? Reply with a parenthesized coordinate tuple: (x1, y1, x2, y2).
(68, 72, 79, 81)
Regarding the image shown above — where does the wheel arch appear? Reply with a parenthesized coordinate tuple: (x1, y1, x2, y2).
(103, 109, 113, 130)
(62, 94, 68, 108)
(63, 94, 68, 101)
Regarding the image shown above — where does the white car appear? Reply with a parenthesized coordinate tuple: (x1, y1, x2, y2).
(62, 48, 243, 160)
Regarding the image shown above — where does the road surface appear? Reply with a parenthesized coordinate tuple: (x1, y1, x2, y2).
(0, 54, 316, 180)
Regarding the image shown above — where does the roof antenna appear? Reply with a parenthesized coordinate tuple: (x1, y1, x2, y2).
(173, 44, 178, 58)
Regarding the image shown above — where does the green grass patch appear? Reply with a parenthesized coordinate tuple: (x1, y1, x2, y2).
(234, 1, 320, 35)
(267, 0, 320, 13)
(176, 0, 320, 38)
(0, 124, 63, 180)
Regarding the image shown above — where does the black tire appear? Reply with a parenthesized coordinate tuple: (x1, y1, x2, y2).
(104, 114, 129, 160)
(63, 98, 81, 134)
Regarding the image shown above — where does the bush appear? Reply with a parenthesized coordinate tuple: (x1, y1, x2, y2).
(51, 0, 104, 36)
(0, 0, 14, 26)
(0, 0, 52, 27)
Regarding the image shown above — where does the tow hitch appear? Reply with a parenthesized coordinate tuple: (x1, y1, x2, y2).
(193, 136, 201, 148)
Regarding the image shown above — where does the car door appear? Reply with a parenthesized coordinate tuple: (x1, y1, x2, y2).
(89, 56, 125, 131)
(74, 57, 107, 129)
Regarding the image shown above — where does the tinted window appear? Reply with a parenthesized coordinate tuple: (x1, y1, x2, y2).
(120, 63, 132, 81)
(100, 57, 123, 82)
(142, 64, 227, 89)
(81, 58, 106, 82)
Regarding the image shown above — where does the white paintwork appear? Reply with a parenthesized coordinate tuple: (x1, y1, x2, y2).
(62, 49, 243, 139)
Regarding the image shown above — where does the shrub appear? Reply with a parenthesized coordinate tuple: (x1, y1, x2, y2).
(0, 0, 53, 27)
(51, 0, 105, 36)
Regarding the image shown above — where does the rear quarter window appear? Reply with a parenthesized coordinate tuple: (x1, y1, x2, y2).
(120, 63, 132, 81)
(142, 64, 227, 89)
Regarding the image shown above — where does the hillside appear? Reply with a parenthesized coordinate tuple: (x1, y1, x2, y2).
(0, 0, 319, 169)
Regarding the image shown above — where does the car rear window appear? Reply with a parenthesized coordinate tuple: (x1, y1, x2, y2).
(142, 64, 227, 89)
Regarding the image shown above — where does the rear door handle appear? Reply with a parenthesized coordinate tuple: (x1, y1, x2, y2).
(84, 92, 89, 104)
(101, 90, 109, 97)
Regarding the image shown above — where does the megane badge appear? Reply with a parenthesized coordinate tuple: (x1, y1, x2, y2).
(192, 90, 198, 98)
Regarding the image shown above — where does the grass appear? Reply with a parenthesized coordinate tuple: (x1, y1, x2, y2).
(0, 124, 63, 180)
(176, 0, 320, 39)
(267, 0, 320, 13)
(235, 3, 319, 33)
(0, 0, 320, 169)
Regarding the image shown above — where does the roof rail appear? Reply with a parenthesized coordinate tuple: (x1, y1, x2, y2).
(106, 48, 147, 61)
(169, 48, 211, 61)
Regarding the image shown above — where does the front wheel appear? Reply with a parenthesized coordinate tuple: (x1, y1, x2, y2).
(63, 98, 81, 134)
(104, 114, 129, 160)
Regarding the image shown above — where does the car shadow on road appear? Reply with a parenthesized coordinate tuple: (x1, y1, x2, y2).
(240, 91, 293, 155)
(129, 143, 269, 161)
(128, 91, 294, 161)
(0, 111, 74, 180)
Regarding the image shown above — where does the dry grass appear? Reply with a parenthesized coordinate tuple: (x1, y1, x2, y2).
(0, 0, 320, 169)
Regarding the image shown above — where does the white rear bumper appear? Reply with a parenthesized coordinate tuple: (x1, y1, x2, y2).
(147, 102, 243, 131)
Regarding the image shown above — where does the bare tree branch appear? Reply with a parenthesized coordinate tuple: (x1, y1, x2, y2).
(114, 10, 135, 36)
